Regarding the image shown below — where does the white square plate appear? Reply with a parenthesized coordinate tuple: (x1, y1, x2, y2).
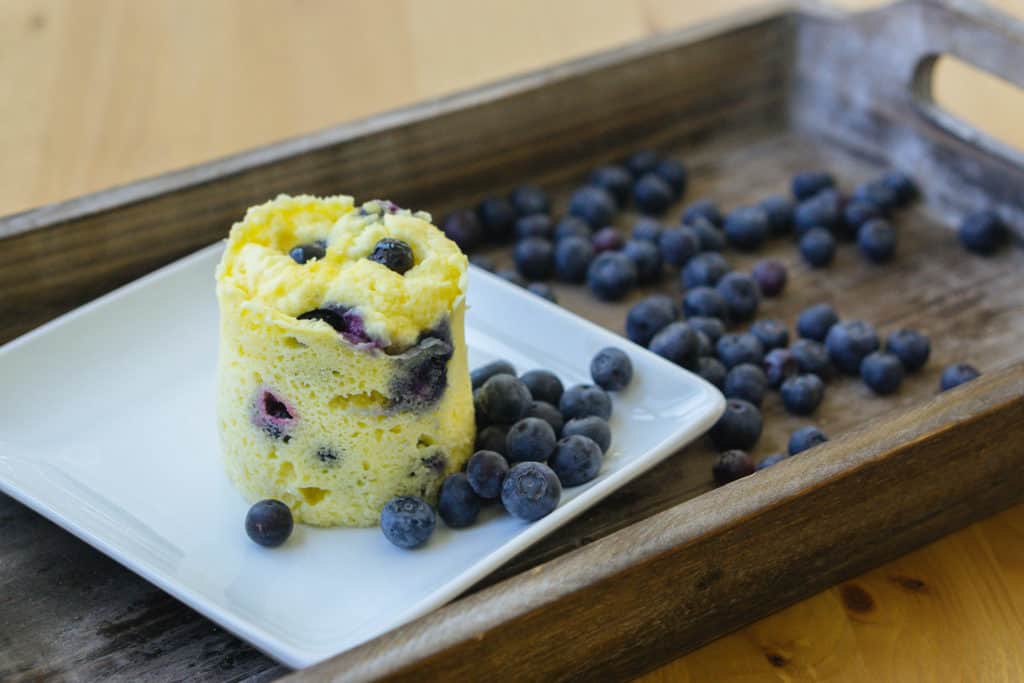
(0, 243, 723, 668)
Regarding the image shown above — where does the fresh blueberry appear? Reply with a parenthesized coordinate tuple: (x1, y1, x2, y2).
(245, 499, 294, 548)
(885, 329, 931, 372)
(587, 252, 637, 301)
(716, 272, 761, 322)
(569, 186, 617, 228)
(683, 286, 728, 320)
(478, 374, 532, 424)
(793, 189, 842, 235)
(799, 227, 836, 267)
(505, 417, 557, 463)
(724, 206, 769, 251)
(471, 360, 516, 389)
(632, 218, 664, 243)
(592, 227, 626, 253)
(682, 199, 724, 228)
(476, 196, 517, 241)
(712, 450, 755, 485)
(497, 269, 527, 287)
(709, 399, 763, 451)
(527, 282, 557, 302)
(515, 214, 554, 241)
(750, 319, 789, 350)
(289, 242, 326, 264)
(717, 332, 765, 369)
(857, 219, 897, 263)
(474, 390, 487, 429)
(763, 347, 800, 389)
(780, 373, 826, 415)
(694, 330, 713, 358)
(724, 363, 767, 406)
(791, 171, 835, 200)
(650, 322, 700, 367)
(441, 209, 483, 251)
(470, 254, 496, 272)
(796, 303, 839, 342)
(688, 316, 725, 344)
(756, 453, 788, 470)
(825, 320, 880, 375)
(959, 210, 1007, 255)
(514, 237, 554, 280)
(510, 184, 550, 216)
(623, 239, 662, 284)
(501, 462, 562, 522)
(591, 347, 633, 391)
(696, 356, 728, 388)
(466, 450, 509, 499)
(788, 426, 828, 455)
(475, 425, 509, 455)
(549, 435, 603, 487)
(654, 158, 688, 198)
(940, 363, 980, 391)
(860, 351, 904, 395)
(759, 195, 794, 234)
(691, 216, 726, 252)
(559, 384, 613, 421)
(554, 216, 593, 242)
(526, 400, 564, 436)
(380, 495, 436, 549)
(658, 226, 700, 267)
(562, 416, 612, 454)
(789, 339, 834, 380)
(589, 164, 633, 206)
(554, 235, 596, 283)
(368, 238, 414, 274)
(751, 259, 787, 297)
(842, 200, 883, 237)
(520, 369, 564, 406)
(880, 170, 918, 206)
(625, 295, 677, 346)
(438, 473, 482, 528)
(851, 179, 898, 213)
(682, 252, 730, 288)
(625, 149, 660, 177)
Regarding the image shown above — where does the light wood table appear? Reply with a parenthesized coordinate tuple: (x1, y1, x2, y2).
(2, 1, 1022, 680)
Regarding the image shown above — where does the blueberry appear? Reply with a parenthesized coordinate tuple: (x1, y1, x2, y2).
(851, 179, 898, 213)
(592, 227, 626, 253)
(632, 218, 664, 243)
(682, 199, 723, 228)
(526, 400, 565, 436)
(654, 158, 687, 197)
(289, 242, 326, 264)
(471, 360, 516, 389)
(715, 272, 761, 322)
(885, 329, 930, 372)
(497, 269, 527, 287)
(438, 473, 482, 528)
(554, 235, 596, 283)
(389, 334, 453, 409)
(625, 295, 677, 346)
(549, 435, 603, 487)
(513, 238, 554, 280)
(475, 425, 509, 455)
(959, 210, 1007, 255)
(763, 347, 800, 388)
(527, 282, 557, 303)
(252, 387, 296, 440)
(298, 305, 378, 346)
(796, 303, 839, 342)
(569, 186, 617, 228)
(751, 259, 787, 297)
(825, 320, 880, 375)
(794, 189, 842, 235)
(559, 384, 613, 421)
(649, 322, 700, 367)
(478, 374, 532, 424)
(474, 390, 487, 429)
(712, 450, 755, 485)
(694, 330, 713, 358)
(860, 351, 904, 395)
(717, 332, 765, 369)
(880, 170, 918, 206)
(724, 206, 769, 251)
(245, 499, 294, 548)
(780, 374, 825, 415)
(791, 171, 835, 200)
(789, 339, 834, 380)
(683, 286, 727, 320)
(470, 254, 496, 272)
(788, 426, 828, 455)
(940, 363, 980, 391)
(441, 209, 482, 251)
(709, 399, 763, 451)
(759, 195, 794, 234)
(562, 416, 612, 454)
(554, 216, 593, 242)
(799, 227, 836, 267)
(466, 450, 509, 499)
(505, 417, 557, 463)
(476, 196, 517, 241)
(367, 238, 414, 274)
(623, 239, 662, 284)
(625, 149, 660, 177)
(658, 226, 700, 267)
(589, 164, 633, 206)
(857, 219, 897, 263)
(587, 252, 637, 301)
(510, 184, 550, 216)
(695, 356, 728, 388)
(380, 496, 436, 549)
(515, 214, 554, 241)
(756, 453, 788, 470)
(750, 319, 789, 350)
(842, 200, 883, 237)
(591, 347, 633, 391)
(520, 369, 564, 405)
(682, 252, 730, 288)
(724, 363, 767, 406)
(501, 462, 562, 522)
(692, 217, 726, 252)
(688, 316, 725, 344)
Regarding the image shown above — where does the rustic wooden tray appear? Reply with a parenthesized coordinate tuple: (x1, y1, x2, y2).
(2, 0, 1023, 680)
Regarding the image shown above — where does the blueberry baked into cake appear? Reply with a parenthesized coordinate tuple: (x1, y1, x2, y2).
(215, 195, 474, 527)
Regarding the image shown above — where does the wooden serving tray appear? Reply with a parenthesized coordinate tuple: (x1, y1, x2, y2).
(2, 0, 1023, 680)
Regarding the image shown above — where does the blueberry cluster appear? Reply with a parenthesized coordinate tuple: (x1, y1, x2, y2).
(378, 349, 632, 549)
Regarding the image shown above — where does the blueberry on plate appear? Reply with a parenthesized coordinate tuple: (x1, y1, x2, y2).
(569, 186, 617, 228)
(554, 216, 593, 242)
(526, 400, 564, 435)
(554, 235, 596, 283)
(658, 226, 700, 267)
(527, 282, 557, 303)
(788, 425, 828, 455)
(880, 170, 918, 206)
(691, 216, 726, 252)
(959, 210, 1007, 255)
(591, 347, 633, 391)
(625, 148, 661, 177)
(514, 238, 555, 280)
(562, 416, 612, 454)
(796, 303, 839, 342)
(683, 286, 728, 320)
(759, 195, 794, 235)
(695, 356, 728, 389)
(842, 199, 883, 237)
(475, 425, 509, 454)
(592, 226, 626, 253)
(559, 384, 613, 421)
(712, 450, 755, 485)
(549, 435, 604, 487)
(380, 495, 436, 549)
(763, 347, 800, 388)
(438, 473, 482, 528)
(750, 319, 789, 350)
(514, 213, 555, 241)
(799, 227, 836, 267)
(789, 338, 834, 380)
(751, 259, 787, 297)
(851, 179, 898, 213)
(520, 369, 564, 406)
(654, 158, 688, 198)
(791, 171, 836, 200)
(589, 164, 633, 206)
(682, 199, 724, 228)
(687, 316, 725, 344)
(716, 272, 762, 322)
(885, 329, 931, 372)
(623, 239, 663, 284)
(289, 242, 327, 264)
(632, 218, 664, 243)
(717, 332, 765, 369)
(471, 360, 516, 390)
(466, 450, 509, 499)
(501, 462, 562, 522)
(682, 252, 730, 288)
(469, 254, 496, 272)
(860, 351, 904, 395)
(496, 269, 527, 287)
(505, 417, 558, 463)
(857, 219, 897, 263)
(724, 363, 767, 406)
(649, 322, 701, 368)
(694, 330, 713, 358)
(478, 374, 532, 424)
(709, 399, 763, 451)
(625, 294, 677, 346)
(510, 184, 550, 216)
(245, 499, 294, 548)
(825, 319, 880, 375)
(587, 251, 637, 301)
(780, 373, 826, 415)
(756, 453, 788, 470)
(940, 363, 981, 391)
(793, 189, 842, 235)
(476, 196, 517, 241)
(724, 206, 769, 251)
(441, 209, 483, 252)
(634, 173, 675, 215)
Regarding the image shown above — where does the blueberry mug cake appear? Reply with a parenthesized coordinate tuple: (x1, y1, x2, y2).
(216, 195, 474, 527)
